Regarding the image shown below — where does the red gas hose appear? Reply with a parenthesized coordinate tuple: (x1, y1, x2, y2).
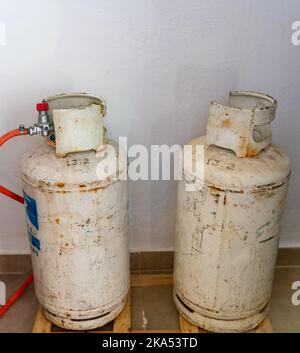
(0, 273, 34, 318)
(0, 128, 27, 204)
(0, 185, 24, 204)
(0, 128, 28, 147)
(0, 128, 34, 318)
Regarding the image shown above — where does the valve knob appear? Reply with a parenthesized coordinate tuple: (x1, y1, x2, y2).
(36, 102, 49, 111)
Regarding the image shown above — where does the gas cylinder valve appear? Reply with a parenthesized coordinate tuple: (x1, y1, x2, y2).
(22, 102, 52, 137)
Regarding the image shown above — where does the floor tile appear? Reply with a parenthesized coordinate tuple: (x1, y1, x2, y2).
(269, 268, 300, 333)
(132, 286, 178, 331)
(0, 273, 38, 333)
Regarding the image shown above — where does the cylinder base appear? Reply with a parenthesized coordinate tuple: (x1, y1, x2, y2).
(174, 292, 269, 333)
(42, 295, 128, 331)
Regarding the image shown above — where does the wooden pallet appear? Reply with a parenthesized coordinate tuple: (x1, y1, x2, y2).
(179, 315, 273, 333)
(33, 293, 131, 333)
(32, 274, 272, 333)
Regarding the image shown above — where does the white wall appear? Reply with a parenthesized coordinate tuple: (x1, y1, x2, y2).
(0, 0, 299, 253)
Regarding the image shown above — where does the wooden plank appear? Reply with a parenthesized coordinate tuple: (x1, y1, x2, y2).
(132, 329, 180, 333)
(255, 318, 273, 333)
(52, 330, 87, 333)
(87, 330, 114, 333)
(179, 315, 199, 333)
(131, 274, 173, 288)
(90, 329, 181, 333)
(32, 307, 52, 333)
(113, 292, 131, 333)
(178, 314, 273, 334)
(88, 329, 181, 334)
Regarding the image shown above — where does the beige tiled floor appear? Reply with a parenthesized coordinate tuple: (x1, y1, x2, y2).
(132, 286, 179, 331)
(0, 266, 300, 333)
(269, 268, 300, 333)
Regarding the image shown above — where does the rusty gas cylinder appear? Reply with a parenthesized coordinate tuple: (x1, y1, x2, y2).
(21, 94, 129, 330)
(174, 91, 291, 332)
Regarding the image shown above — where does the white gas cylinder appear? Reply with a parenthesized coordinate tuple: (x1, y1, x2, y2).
(174, 91, 291, 332)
